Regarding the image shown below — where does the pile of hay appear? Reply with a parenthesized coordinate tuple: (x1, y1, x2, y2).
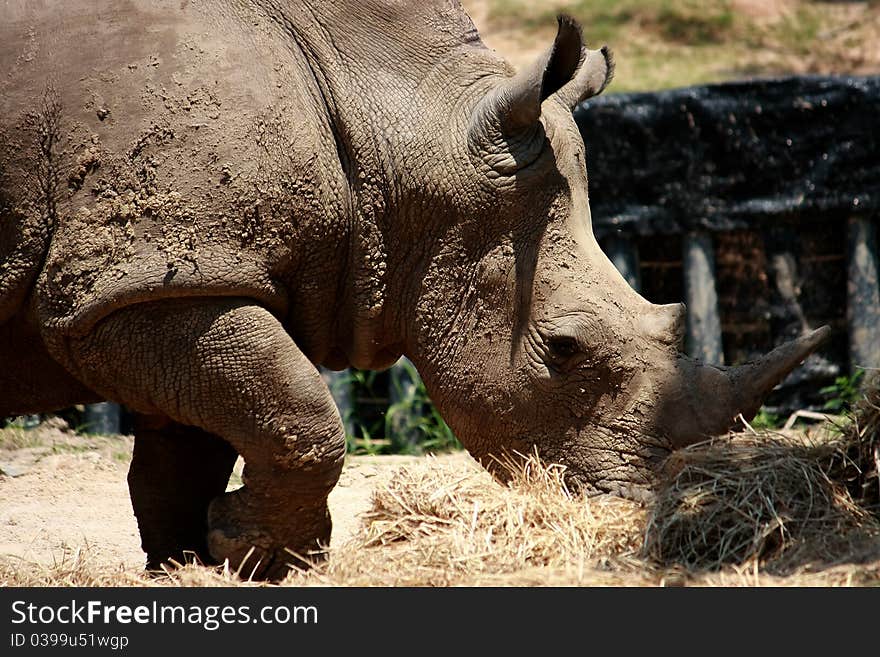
(830, 377, 880, 511)
(644, 376, 880, 574)
(301, 455, 652, 586)
(302, 376, 880, 585)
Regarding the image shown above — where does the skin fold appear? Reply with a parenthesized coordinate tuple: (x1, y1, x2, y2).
(0, 1, 827, 579)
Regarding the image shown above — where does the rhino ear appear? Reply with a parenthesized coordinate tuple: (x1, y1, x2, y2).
(478, 15, 583, 137)
(554, 45, 615, 109)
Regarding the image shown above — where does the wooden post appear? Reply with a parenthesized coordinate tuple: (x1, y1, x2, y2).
(602, 233, 642, 293)
(83, 402, 121, 435)
(682, 231, 724, 364)
(846, 216, 880, 370)
(389, 357, 419, 448)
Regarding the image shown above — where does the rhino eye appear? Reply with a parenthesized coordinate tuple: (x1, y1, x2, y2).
(547, 335, 580, 360)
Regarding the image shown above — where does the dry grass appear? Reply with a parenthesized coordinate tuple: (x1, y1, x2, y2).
(0, 541, 280, 587)
(297, 455, 650, 586)
(3, 379, 880, 587)
(299, 419, 880, 585)
(0, 546, 149, 587)
(833, 377, 880, 512)
(646, 430, 880, 574)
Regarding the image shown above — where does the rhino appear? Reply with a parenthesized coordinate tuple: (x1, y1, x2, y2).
(0, 0, 828, 579)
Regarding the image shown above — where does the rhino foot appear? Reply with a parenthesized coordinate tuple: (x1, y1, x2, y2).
(128, 415, 238, 573)
(207, 487, 332, 581)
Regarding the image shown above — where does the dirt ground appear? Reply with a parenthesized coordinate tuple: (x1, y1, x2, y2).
(0, 422, 465, 570)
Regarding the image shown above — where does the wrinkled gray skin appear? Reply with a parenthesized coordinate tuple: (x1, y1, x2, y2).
(0, 0, 827, 579)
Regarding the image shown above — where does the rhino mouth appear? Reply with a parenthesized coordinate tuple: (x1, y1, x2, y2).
(473, 419, 671, 501)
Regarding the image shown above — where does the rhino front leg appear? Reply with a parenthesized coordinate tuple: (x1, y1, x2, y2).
(70, 298, 346, 581)
(127, 414, 238, 571)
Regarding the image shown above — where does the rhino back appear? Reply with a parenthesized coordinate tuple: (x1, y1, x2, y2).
(0, 0, 350, 344)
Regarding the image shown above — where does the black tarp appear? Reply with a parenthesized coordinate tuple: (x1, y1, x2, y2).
(574, 76, 880, 413)
(574, 76, 880, 237)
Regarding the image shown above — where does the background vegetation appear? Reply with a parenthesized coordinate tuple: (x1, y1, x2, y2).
(329, 362, 461, 455)
(472, 0, 880, 91)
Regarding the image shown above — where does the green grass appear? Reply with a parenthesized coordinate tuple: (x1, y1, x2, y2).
(488, 0, 741, 42)
(484, 0, 878, 92)
(488, 0, 638, 43)
(0, 422, 132, 465)
(112, 449, 131, 463)
(773, 6, 822, 55)
(656, 3, 734, 45)
(0, 426, 44, 450)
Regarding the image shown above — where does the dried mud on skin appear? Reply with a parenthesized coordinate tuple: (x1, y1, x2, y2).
(2, 389, 880, 586)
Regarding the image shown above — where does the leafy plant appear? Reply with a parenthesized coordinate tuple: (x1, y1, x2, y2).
(750, 409, 782, 430)
(820, 369, 866, 413)
(385, 358, 461, 454)
(328, 361, 461, 456)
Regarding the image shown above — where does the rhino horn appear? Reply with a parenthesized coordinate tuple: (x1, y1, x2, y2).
(725, 325, 832, 425)
(657, 326, 831, 448)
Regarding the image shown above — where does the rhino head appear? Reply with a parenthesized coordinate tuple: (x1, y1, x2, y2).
(406, 17, 827, 497)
